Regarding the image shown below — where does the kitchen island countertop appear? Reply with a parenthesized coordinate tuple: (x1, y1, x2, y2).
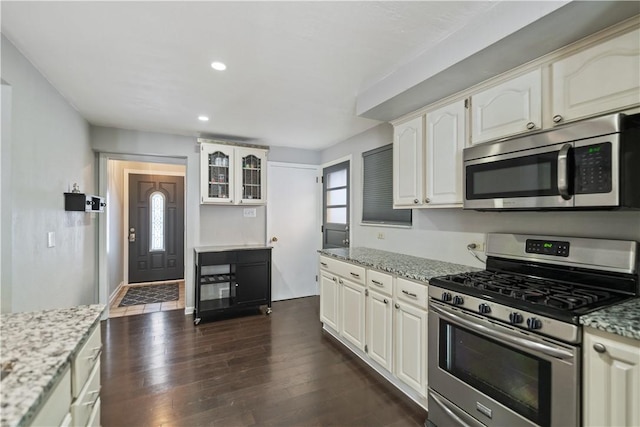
(0, 304, 105, 427)
(580, 298, 640, 341)
(194, 244, 272, 254)
(319, 247, 480, 283)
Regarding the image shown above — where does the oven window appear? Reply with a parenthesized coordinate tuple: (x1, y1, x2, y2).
(466, 151, 560, 200)
(440, 321, 551, 426)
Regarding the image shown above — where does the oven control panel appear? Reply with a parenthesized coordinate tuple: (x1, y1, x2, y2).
(525, 239, 570, 257)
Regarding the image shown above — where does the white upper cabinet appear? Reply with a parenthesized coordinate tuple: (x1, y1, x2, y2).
(425, 100, 467, 206)
(393, 115, 424, 208)
(471, 68, 542, 144)
(552, 28, 640, 126)
(235, 147, 267, 205)
(200, 142, 267, 205)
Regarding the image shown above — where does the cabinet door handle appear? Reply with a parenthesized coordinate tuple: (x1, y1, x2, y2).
(383, 299, 388, 304)
(526, 121, 535, 130)
(395, 303, 400, 309)
(235, 283, 239, 287)
(413, 199, 419, 204)
(425, 198, 431, 203)
(320, 262, 328, 267)
(553, 114, 563, 123)
(593, 343, 607, 354)
(371, 279, 384, 287)
(350, 272, 360, 278)
(332, 277, 337, 282)
(401, 289, 418, 298)
(338, 279, 343, 284)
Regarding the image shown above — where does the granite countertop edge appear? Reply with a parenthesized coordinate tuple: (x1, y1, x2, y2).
(579, 298, 640, 341)
(194, 244, 272, 253)
(0, 304, 105, 427)
(318, 247, 480, 283)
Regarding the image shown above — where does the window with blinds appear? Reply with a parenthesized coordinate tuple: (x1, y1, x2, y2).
(362, 144, 412, 226)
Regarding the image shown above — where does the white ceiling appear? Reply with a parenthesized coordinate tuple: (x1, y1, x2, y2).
(1, 1, 499, 150)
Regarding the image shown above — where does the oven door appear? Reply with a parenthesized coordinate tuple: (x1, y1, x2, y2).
(464, 142, 574, 210)
(428, 302, 579, 427)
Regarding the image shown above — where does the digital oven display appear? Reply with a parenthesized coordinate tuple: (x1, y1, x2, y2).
(525, 239, 570, 257)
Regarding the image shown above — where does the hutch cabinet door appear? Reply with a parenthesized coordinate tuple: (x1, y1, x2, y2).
(201, 144, 235, 204)
(235, 147, 267, 205)
(235, 262, 269, 306)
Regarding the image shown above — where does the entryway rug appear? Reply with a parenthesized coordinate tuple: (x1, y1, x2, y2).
(119, 284, 179, 307)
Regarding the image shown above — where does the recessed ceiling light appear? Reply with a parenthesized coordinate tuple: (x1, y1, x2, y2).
(211, 61, 227, 71)
(198, 115, 209, 122)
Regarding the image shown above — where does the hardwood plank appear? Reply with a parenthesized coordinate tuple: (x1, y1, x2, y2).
(101, 296, 426, 426)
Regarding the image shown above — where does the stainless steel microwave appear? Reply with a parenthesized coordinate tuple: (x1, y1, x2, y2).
(463, 112, 640, 211)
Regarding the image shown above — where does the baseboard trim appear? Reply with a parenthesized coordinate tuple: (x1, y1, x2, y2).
(109, 282, 124, 306)
(184, 306, 194, 315)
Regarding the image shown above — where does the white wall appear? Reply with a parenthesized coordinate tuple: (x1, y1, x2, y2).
(321, 124, 640, 269)
(1, 83, 12, 313)
(1, 35, 97, 312)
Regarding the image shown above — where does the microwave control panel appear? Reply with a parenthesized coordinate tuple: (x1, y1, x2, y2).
(574, 142, 612, 194)
(525, 239, 570, 257)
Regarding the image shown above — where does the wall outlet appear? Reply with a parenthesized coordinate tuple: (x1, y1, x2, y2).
(468, 241, 485, 252)
(377, 232, 385, 240)
(47, 231, 55, 248)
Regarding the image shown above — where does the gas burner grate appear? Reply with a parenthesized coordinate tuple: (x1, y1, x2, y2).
(444, 271, 613, 311)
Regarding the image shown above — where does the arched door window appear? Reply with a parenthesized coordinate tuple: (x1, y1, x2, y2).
(150, 191, 165, 251)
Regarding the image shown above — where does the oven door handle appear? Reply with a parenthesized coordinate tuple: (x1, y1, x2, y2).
(429, 389, 481, 427)
(431, 305, 574, 360)
(557, 143, 572, 201)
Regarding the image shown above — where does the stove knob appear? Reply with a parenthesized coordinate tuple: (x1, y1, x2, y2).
(478, 303, 491, 314)
(509, 312, 524, 324)
(452, 295, 464, 306)
(441, 292, 452, 302)
(526, 317, 542, 330)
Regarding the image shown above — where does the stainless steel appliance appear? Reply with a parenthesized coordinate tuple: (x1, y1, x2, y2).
(427, 233, 639, 427)
(463, 113, 640, 210)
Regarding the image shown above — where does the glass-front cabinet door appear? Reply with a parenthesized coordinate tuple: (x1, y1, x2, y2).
(235, 147, 267, 205)
(201, 144, 235, 204)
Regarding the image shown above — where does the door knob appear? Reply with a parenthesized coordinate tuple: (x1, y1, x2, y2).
(271, 236, 278, 242)
(128, 228, 136, 243)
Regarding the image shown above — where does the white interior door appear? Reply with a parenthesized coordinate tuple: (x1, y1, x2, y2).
(267, 162, 319, 301)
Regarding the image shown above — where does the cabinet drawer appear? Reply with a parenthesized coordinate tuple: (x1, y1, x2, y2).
(319, 256, 366, 285)
(31, 367, 71, 427)
(72, 324, 101, 398)
(71, 360, 100, 427)
(237, 249, 270, 263)
(367, 270, 393, 296)
(200, 251, 236, 265)
(396, 277, 428, 309)
(86, 398, 101, 427)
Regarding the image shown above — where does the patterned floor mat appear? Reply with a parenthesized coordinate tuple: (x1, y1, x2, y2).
(119, 284, 179, 307)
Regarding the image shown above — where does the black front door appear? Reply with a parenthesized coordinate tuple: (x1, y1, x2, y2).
(128, 174, 184, 283)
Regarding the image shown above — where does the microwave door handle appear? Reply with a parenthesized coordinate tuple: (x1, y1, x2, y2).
(557, 144, 572, 200)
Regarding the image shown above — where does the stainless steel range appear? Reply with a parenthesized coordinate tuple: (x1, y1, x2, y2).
(427, 233, 639, 427)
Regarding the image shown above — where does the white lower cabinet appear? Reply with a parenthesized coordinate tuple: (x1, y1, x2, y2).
(319, 271, 339, 331)
(366, 289, 393, 372)
(340, 278, 366, 351)
(583, 327, 640, 427)
(394, 299, 427, 397)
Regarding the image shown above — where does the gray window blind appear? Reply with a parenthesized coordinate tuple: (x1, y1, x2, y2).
(362, 144, 412, 226)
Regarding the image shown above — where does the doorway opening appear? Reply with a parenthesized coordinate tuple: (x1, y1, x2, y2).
(104, 159, 187, 318)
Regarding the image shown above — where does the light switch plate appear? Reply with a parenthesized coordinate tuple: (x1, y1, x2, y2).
(243, 208, 257, 218)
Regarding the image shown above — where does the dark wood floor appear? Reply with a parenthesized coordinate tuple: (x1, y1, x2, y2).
(101, 296, 427, 426)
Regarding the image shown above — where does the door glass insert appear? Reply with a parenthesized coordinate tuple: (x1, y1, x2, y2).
(327, 168, 347, 189)
(326, 207, 347, 224)
(439, 320, 552, 426)
(242, 154, 261, 200)
(326, 188, 347, 206)
(150, 191, 165, 252)
(208, 151, 229, 199)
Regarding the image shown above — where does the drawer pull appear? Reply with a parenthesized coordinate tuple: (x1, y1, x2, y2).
(350, 272, 360, 278)
(320, 262, 328, 267)
(402, 290, 418, 298)
(84, 388, 101, 408)
(371, 279, 384, 287)
(88, 346, 102, 362)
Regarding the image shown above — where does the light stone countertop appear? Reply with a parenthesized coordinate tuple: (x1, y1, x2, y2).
(580, 298, 640, 341)
(319, 247, 480, 283)
(0, 304, 105, 427)
(194, 244, 272, 254)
